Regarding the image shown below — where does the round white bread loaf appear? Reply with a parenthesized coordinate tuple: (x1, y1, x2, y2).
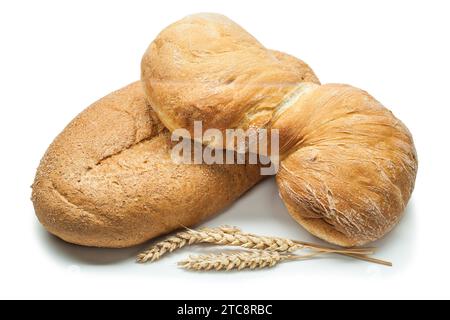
(272, 83, 417, 246)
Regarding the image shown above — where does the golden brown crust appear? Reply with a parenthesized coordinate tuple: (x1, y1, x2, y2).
(274, 84, 417, 246)
(270, 50, 320, 85)
(141, 13, 320, 140)
(32, 82, 262, 248)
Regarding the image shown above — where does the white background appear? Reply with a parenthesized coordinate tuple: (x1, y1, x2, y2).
(0, 0, 448, 300)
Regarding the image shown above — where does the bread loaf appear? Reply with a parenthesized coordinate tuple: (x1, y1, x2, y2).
(142, 13, 418, 246)
(32, 82, 262, 248)
(272, 83, 417, 246)
(141, 15, 320, 141)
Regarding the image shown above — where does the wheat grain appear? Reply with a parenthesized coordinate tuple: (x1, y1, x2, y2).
(137, 226, 375, 263)
(178, 251, 315, 271)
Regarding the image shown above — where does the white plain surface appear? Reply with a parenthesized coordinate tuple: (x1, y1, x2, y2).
(0, 0, 448, 300)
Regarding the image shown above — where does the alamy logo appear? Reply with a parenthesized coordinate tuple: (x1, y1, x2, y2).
(171, 121, 280, 175)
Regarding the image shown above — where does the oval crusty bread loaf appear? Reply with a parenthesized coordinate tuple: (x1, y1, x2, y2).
(141, 14, 320, 139)
(31, 82, 262, 248)
(142, 13, 418, 247)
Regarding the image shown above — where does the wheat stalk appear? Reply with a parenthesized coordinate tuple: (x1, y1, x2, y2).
(137, 226, 375, 263)
(178, 251, 317, 271)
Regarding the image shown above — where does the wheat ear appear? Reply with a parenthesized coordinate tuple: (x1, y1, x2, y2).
(137, 226, 374, 263)
(136, 226, 240, 263)
(178, 251, 317, 271)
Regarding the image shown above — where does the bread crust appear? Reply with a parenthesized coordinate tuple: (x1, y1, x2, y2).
(32, 82, 262, 248)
